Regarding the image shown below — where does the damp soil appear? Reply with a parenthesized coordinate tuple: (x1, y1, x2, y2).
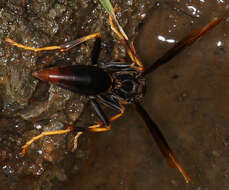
(0, 0, 229, 190)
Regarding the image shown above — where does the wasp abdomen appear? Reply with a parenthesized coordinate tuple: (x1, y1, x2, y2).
(33, 65, 112, 95)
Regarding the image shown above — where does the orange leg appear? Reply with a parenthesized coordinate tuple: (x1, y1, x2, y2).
(109, 6, 143, 71)
(5, 33, 101, 52)
(20, 125, 78, 155)
(88, 105, 125, 132)
(72, 131, 84, 151)
(20, 106, 124, 155)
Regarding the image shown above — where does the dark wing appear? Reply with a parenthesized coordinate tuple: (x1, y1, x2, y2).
(135, 102, 192, 183)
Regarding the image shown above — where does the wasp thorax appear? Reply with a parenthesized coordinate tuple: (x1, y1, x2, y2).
(111, 71, 146, 103)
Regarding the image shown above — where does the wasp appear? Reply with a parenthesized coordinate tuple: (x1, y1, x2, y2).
(5, 7, 222, 183)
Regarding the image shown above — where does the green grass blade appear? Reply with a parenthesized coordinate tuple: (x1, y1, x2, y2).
(99, 0, 114, 13)
(99, 0, 128, 40)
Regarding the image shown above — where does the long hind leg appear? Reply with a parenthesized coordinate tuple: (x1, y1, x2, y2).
(20, 98, 124, 155)
(20, 125, 84, 155)
(5, 33, 101, 52)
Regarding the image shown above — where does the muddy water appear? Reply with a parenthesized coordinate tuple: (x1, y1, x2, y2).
(0, 0, 229, 190)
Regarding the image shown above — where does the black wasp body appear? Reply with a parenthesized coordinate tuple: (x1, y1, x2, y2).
(34, 63, 146, 104)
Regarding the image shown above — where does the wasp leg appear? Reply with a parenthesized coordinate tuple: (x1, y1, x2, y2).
(72, 131, 84, 151)
(88, 109, 124, 132)
(88, 98, 124, 132)
(90, 98, 110, 127)
(59, 33, 101, 52)
(97, 94, 121, 111)
(20, 97, 124, 154)
(135, 102, 192, 183)
(88, 124, 111, 132)
(91, 37, 101, 65)
(5, 33, 101, 52)
(20, 125, 84, 155)
(101, 62, 137, 72)
(109, 6, 143, 71)
(142, 17, 222, 76)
